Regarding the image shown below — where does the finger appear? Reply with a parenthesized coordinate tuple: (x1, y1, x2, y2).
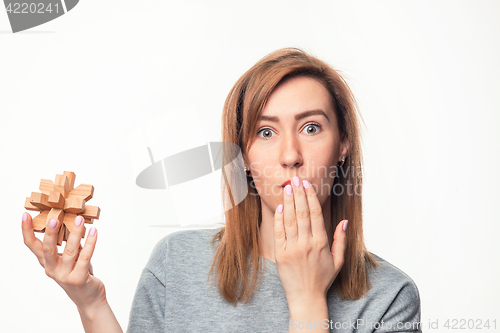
(273, 203, 286, 254)
(283, 183, 297, 244)
(21, 212, 45, 267)
(71, 245, 83, 270)
(304, 180, 328, 240)
(291, 176, 311, 241)
(73, 227, 97, 277)
(331, 219, 348, 272)
(42, 218, 61, 274)
(61, 216, 86, 275)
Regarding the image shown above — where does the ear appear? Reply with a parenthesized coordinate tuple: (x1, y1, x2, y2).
(340, 136, 350, 160)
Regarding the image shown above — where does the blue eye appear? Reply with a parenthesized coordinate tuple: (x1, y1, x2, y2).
(257, 122, 322, 140)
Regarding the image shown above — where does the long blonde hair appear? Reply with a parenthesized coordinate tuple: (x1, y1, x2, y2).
(208, 47, 379, 305)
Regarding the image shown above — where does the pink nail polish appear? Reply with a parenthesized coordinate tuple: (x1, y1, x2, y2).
(292, 176, 300, 186)
(75, 216, 82, 226)
(302, 180, 309, 189)
(277, 204, 283, 213)
(285, 184, 292, 195)
(22, 213, 27, 222)
(343, 220, 349, 231)
(49, 219, 57, 229)
(90, 227, 96, 236)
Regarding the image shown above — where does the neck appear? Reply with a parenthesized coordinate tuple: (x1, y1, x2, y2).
(258, 196, 334, 263)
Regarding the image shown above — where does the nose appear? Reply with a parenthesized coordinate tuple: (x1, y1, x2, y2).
(279, 133, 303, 169)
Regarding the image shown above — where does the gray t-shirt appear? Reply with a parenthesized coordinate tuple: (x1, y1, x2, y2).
(126, 228, 422, 333)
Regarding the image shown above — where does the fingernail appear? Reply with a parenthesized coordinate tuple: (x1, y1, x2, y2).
(49, 219, 57, 229)
(302, 180, 309, 189)
(22, 213, 27, 222)
(292, 176, 300, 187)
(90, 227, 96, 236)
(75, 216, 82, 226)
(343, 220, 349, 231)
(285, 184, 292, 195)
(277, 204, 283, 213)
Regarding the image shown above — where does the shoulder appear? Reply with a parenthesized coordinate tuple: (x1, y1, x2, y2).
(365, 253, 421, 327)
(144, 227, 223, 277)
(154, 227, 222, 249)
(367, 252, 420, 300)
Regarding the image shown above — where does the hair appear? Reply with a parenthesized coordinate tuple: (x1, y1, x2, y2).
(207, 47, 379, 305)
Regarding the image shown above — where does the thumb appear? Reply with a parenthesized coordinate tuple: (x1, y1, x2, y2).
(331, 219, 348, 272)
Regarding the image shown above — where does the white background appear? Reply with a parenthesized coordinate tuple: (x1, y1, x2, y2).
(1, 1, 499, 332)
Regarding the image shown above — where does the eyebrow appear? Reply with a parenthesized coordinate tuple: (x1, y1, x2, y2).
(259, 109, 331, 124)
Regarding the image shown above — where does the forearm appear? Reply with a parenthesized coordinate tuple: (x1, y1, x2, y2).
(77, 299, 123, 333)
(288, 297, 330, 332)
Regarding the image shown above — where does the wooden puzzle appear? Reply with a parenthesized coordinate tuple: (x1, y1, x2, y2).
(24, 171, 101, 246)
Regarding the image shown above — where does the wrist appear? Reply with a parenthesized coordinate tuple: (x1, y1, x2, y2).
(77, 297, 110, 321)
(287, 295, 328, 318)
(76, 296, 123, 333)
(287, 292, 327, 308)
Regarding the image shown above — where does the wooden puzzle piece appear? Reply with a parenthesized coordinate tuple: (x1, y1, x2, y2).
(57, 224, 66, 246)
(63, 171, 76, 190)
(32, 210, 48, 232)
(30, 192, 51, 210)
(54, 174, 70, 198)
(82, 205, 100, 219)
(64, 197, 85, 213)
(48, 190, 65, 209)
(24, 197, 41, 211)
(39, 179, 54, 195)
(24, 171, 100, 244)
(68, 184, 94, 201)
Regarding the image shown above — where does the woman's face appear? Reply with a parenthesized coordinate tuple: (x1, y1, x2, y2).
(245, 75, 348, 213)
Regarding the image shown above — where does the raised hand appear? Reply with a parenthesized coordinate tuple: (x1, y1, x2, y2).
(21, 212, 106, 311)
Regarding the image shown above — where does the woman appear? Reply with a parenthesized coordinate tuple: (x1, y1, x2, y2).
(22, 48, 421, 332)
